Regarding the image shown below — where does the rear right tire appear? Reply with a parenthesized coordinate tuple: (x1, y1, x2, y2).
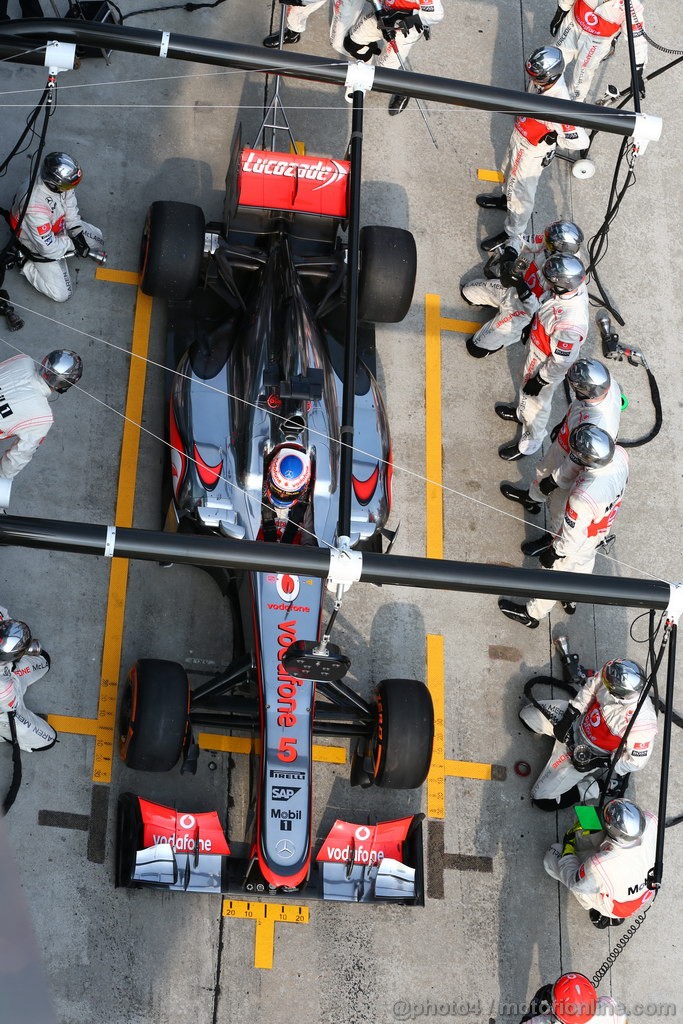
(140, 201, 205, 299)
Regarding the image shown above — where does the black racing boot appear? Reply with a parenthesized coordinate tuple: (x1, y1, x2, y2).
(388, 94, 410, 115)
(263, 28, 301, 47)
(521, 533, 554, 557)
(498, 441, 525, 462)
(494, 403, 519, 422)
(589, 909, 624, 930)
(476, 194, 507, 211)
(466, 336, 500, 358)
(481, 230, 509, 252)
(562, 601, 577, 615)
(499, 598, 539, 629)
(500, 484, 541, 515)
(0, 291, 23, 332)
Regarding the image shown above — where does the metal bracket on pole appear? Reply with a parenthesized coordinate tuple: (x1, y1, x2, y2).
(327, 536, 363, 595)
(665, 583, 683, 628)
(631, 112, 663, 156)
(44, 39, 75, 73)
(345, 62, 375, 96)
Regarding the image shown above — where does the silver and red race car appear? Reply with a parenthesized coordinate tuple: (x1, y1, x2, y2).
(116, 92, 434, 904)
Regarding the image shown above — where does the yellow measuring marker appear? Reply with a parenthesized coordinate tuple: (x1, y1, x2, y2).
(91, 270, 152, 784)
(477, 168, 504, 182)
(222, 899, 309, 969)
(427, 634, 446, 818)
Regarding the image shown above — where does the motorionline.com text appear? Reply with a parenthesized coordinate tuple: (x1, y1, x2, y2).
(390, 1000, 676, 1021)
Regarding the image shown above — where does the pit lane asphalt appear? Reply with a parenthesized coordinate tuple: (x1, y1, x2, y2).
(0, 1, 681, 1022)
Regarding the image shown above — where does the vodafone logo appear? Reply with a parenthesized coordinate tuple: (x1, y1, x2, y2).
(355, 826, 371, 841)
(276, 574, 300, 602)
(584, 11, 599, 26)
(179, 814, 196, 830)
(588, 708, 602, 728)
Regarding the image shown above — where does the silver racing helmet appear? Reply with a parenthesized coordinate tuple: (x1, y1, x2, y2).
(544, 221, 584, 255)
(568, 424, 615, 468)
(525, 46, 565, 89)
(40, 350, 83, 394)
(0, 619, 32, 663)
(601, 658, 646, 700)
(266, 445, 312, 509)
(602, 798, 647, 847)
(567, 358, 611, 400)
(41, 152, 82, 193)
(542, 253, 586, 295)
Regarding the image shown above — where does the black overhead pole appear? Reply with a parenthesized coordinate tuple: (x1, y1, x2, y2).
(650, 625, 677, 889)
(338, 89, 364, 539)
(0, 515, 672, 610)
(0, 19, 643, 137)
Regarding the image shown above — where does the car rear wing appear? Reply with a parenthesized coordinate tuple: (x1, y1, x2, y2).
(119, 795, 424, 905)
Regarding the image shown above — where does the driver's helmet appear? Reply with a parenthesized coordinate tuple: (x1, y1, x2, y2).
(266, 445, 311, 509)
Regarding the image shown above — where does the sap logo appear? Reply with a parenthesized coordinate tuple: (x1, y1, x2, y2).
(272, 787, 301, 801)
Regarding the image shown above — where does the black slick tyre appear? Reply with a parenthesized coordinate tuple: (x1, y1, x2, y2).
(119, 659, 190, 772)
(358, 226, 417, 323)
(372, 678, 434, 789)
(140, 201, 205, 299)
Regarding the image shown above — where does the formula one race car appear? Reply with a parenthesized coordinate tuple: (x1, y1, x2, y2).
(116, 88, 434, 903)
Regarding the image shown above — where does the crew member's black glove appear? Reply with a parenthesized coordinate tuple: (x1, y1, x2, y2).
(549, 6, 567, 37)
(515, 280, 533, 301)
(522, 373, 547, 397)
(539, 545, 561, 569)
(380, 10, 422, 36)
(636, 65, 646, 99)
(499, 247, 522, 288)
(553, 704, 580, 742)
(71, 231, 90, 258)
(539, 475, 559, 496)
(520, 322, 532, 346)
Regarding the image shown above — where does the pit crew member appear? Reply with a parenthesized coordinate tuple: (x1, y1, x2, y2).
(519, 657, 657, 808)
(550, 0, 647, 102)
(0, 350, 83, 482)
(0, 608, 55, 753)
(500, 358, 621, 515)
(544, 798, 657, 928)
(495, 253, 589, 461)
(499, 425, 629, 628)
(263, 0, 365, 54)
(343, 0, 444, 114)
(461, 220, 583, 358)
(477, 47, 588, 253)
(521, 974, 626, 1024)
(10, 152, 104, 303)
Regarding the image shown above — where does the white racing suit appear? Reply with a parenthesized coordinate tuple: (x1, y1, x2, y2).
(515, 283, 590, 455)
(556, 0, 647, 102)
(10, 178, 104, 302)
(0, 606, 55, 752)
(500, 77, 589, 250)
(520, 669, 658, 804)
(0, 354, 54, 481)
(461, 234, 547, 353)
(285, 0, 365, 53)
(544, 811, 657, 921)
(526, 998, 626, 1024)
(526, 445, 630, 621)
(527, 377, 622, 508)
(346, 0, 444, 70)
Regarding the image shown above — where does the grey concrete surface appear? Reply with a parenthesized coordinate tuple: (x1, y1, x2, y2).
(0, 0, 682, 1022)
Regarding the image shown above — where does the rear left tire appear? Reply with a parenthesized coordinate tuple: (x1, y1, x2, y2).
(358, 226, 417, 324)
